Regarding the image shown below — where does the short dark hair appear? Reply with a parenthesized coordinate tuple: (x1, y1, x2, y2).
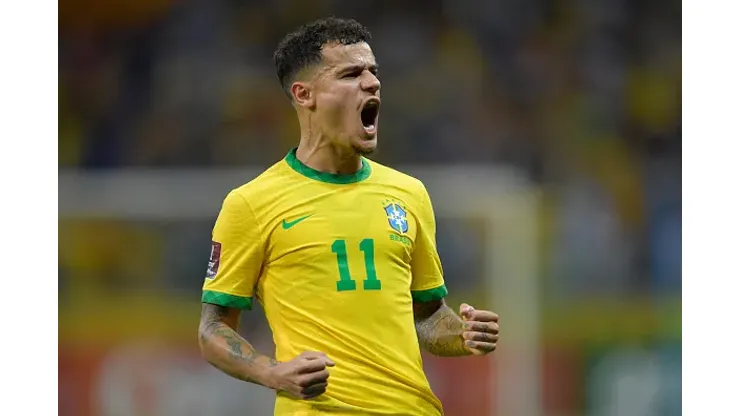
(273, 17, 372, 99)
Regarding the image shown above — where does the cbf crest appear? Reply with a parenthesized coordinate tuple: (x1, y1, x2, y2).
(383, 199, 409, 234)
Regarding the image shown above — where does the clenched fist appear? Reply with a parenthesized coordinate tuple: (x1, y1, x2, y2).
(267, 351, 335, 399)
(460, 303, 499, 355)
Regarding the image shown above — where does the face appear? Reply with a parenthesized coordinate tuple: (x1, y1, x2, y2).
(297, 42, 381, 155)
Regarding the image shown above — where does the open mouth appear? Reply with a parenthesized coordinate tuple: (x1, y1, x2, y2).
(360, 98, 380, 132)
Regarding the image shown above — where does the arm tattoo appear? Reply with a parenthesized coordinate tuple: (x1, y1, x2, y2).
(198, 303, 278, 386)
(414, 300, 470, 357)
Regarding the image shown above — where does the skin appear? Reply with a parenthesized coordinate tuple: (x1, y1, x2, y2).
(199, 40, 500, 400)
(290, 41, 381, 175)
(413, 300, 500, 357)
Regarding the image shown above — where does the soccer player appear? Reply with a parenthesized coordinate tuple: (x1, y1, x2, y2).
(198, 17, 500, 415)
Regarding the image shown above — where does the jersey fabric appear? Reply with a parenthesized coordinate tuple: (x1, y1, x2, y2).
(202, 148, 448, 415)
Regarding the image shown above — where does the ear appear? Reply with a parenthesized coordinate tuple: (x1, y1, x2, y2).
(290, 81, 315, 109)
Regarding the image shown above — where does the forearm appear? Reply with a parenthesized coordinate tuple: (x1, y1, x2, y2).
(414, 303, 470, 357)
(198, 320, 278, 387)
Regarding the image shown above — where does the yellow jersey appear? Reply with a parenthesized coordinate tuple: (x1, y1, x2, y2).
(202, 148, 448, 415)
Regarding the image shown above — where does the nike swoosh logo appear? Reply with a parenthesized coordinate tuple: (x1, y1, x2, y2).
(282, 215, 313, 230)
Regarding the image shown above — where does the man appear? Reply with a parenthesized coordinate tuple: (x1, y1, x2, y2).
(198, 17, 500, 415)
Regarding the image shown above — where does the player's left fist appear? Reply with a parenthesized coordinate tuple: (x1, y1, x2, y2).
(459, 303, 499, 356)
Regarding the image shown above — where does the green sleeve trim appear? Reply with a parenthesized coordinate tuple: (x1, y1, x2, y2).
(202, 290, 253, 310)
(411, 284, 448, 302)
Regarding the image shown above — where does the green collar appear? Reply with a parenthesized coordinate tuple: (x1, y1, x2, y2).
(284, 148, 372, 184)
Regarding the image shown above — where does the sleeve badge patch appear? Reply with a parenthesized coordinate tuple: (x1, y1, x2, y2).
(206, 241, 222, 279)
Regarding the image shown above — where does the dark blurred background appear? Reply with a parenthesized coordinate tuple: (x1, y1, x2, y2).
(58, 0, 681, 415)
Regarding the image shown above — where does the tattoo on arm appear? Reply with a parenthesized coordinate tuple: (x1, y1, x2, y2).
(198, 303, 278, 385)
(413, 300, 470, 357)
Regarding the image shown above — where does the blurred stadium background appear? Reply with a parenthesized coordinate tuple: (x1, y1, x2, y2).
(58, 0, 681, 415)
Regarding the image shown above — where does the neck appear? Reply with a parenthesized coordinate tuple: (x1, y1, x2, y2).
(295, 137, 362, 175)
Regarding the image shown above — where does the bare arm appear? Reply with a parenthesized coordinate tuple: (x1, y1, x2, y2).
(198, 303, 278, 387)
(413, 299, 470, 357)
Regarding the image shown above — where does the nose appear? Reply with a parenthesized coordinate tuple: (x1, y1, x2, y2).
(362, 72, 381, 94)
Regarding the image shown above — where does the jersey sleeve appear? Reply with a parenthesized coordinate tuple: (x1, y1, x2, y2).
(410, 181, 448, 302)
(201, 190, 264, 310)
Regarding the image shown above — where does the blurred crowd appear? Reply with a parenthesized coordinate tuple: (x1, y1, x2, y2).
(59, 0, 681, 299)
(59, 1, 681, 413)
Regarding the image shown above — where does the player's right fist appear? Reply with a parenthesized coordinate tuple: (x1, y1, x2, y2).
(267, 351, 335, 399)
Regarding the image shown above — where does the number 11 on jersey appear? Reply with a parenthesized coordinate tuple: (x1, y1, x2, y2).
(331, 239, 381, 291)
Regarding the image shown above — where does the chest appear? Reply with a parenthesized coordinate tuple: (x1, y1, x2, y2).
(272, 187, 415, 251)
(261, 187, 418, 290)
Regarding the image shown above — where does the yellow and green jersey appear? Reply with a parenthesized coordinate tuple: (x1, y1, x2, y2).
(202, 148, 448, 415)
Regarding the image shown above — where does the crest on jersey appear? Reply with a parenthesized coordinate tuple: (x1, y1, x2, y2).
(383, 200, 408, 234)
(206, 241, 222, 279)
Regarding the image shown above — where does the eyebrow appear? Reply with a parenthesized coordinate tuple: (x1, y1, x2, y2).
(337, 64, 379, 74)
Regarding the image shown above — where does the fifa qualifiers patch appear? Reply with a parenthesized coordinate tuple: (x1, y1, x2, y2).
(206, 241, 222, 279)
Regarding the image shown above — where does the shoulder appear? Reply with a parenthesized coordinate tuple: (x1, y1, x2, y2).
(366, 158, 428, 194)
(365, 158, 435, 217)
(229, 158, 292, 203)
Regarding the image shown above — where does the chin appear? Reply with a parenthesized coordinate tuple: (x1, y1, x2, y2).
(353, 138, 377, 155)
